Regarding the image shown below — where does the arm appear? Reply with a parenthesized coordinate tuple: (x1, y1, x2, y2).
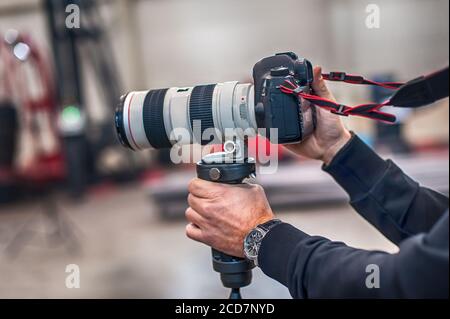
(259, 213, 449, 298)
(323, 134, 449, 244)
(184, 66, 449, 299)
(286, 66, 448, 243)
(185, 176, 449, 298)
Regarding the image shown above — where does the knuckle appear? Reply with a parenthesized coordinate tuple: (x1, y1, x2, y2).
(188, 178, 199, 194)
(318, 82, 329, 93)
(209, 184, 227, 197)
(185, 207, 192, 219)
(186, 224, 199, 241)
(201, 202, 213, 215)
(187, 193, 194, 206)
(205, 188, 219, 199)
(185, 224, 193, 238)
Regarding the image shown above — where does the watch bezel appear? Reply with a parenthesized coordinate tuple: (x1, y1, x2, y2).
(244, 227, 266, 261)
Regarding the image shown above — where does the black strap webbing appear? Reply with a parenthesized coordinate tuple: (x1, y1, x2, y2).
(389, 67, 449, 108)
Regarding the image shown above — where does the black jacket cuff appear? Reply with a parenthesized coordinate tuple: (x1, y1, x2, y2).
(258, 223, 309, 287)
(323, 134, 389, 201)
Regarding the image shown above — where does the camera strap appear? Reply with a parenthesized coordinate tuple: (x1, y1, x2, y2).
(280, 67, 449, 123)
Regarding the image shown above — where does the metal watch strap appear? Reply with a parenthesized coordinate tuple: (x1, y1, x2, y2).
(258, 219, 282, 232)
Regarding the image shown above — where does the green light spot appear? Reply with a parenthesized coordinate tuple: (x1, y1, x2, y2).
(62, 105, 81, 122)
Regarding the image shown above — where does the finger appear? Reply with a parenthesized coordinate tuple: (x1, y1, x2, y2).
(185, 223, 204, 242)
(188, 178, 224, 199)
(185, 207, 207, 228)
(187, 193, 204, 214)
(187, 194, 215, 220)
(312, 66, 335, 101)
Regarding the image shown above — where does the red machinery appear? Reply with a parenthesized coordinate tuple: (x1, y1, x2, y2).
(0, 30, 65, 195)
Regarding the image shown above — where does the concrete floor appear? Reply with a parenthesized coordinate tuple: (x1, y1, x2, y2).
(0, 184, 398, 299)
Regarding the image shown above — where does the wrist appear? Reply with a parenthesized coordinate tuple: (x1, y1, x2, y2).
(243, 219, 283, 266)
(244, 215, 274, 240)
(254, 215, 275, 229)
(321, 129, 352, 165)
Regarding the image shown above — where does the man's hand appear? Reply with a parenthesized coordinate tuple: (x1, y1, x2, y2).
(285, 66, 352, 165)
(186, 178, 274, 258)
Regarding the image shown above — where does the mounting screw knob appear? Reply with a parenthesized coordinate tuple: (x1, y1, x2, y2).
(209, 168, 222, 181)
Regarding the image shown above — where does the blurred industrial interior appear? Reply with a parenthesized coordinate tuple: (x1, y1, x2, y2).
(0, 0, 448, 298)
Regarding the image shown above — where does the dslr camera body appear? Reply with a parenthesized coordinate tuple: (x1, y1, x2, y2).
(253, 52, 315, 144)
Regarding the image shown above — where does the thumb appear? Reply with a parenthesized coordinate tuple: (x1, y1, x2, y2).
(312, 66, 335, 101)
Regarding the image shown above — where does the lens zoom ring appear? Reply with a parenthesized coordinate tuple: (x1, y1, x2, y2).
(143, 89, 171, 149)
(189, 84, 216, 145)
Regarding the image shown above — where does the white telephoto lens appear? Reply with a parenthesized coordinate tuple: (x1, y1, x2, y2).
(115, 82, 257, 151)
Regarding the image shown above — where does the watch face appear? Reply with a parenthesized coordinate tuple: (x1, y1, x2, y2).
(244, 228, 265, 259)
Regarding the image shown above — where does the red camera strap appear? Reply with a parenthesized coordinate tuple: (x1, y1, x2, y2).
(280, 71, 407, 123)
(322, 72, 404, 90)
(281, 67, 450, 123)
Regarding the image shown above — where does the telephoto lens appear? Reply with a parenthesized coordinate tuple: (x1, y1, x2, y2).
(115, 82, 258, 151)
(115, 53, 316, 151)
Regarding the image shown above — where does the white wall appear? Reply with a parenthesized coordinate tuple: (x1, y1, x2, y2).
(328, 0, 449, 140)
(134, 0, 332, 88)
(329, 0, 449, 77)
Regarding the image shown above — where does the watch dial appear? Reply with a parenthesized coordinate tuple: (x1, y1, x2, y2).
(245, 229, 264, 259)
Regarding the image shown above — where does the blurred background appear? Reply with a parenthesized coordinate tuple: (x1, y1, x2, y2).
(0, 0, 448, 298)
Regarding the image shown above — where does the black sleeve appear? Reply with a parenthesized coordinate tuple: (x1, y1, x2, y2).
(323, 134, 449, 244)
(258, 213, 449, 298)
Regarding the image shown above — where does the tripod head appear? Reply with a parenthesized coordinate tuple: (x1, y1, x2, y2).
(197, 140, 255, 183)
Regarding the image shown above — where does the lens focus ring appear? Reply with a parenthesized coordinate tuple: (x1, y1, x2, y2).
(143, 89, 171, 149)
(189, 84, 216, 145)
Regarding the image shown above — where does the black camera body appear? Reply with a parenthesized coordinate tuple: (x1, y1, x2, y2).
(253, 52, 314, 144)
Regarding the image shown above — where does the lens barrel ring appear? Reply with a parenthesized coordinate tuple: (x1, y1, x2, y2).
(189, 84, 216, 145)
(143, 88, 172, 149)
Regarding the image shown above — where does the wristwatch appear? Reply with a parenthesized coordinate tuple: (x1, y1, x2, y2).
(243, 219, 283, 266)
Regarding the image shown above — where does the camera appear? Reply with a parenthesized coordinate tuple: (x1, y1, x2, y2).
(253, 52, 315, 144)
(115, 52, 315, 151)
